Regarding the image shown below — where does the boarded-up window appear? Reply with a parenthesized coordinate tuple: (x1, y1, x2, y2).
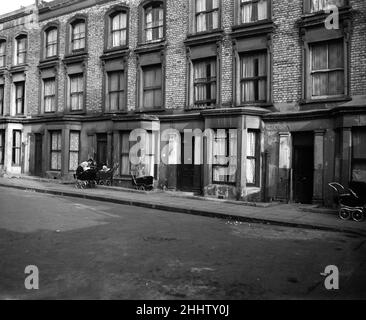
(69, 131, 80, 171)
(15, 81, 25, 115)
(212, 129, 237, 184)
(44, 78, 56, 113)
(45, 28, 57, 58)
(352, 128, 366, 182)
(240, 51, 267, 103)
(309, 0, 345, 13)
(0, 40, 6, 67)
(69, 74, 84, 111)
(108, 71, 125, 111)
(310, 39, 344, 97)
(111, 12, 127, 48)
(240, 0, 268, 23)
(196, 0, 219, 32)
(142, 65, 162, 109)
(16, 35, 27, 65)
(145, 3, 164, 42)
(12, 130, 21, 166)
(50, 131, 62, 171)
(0, 129, 5, 165)
(193, 59, 216, 107)
(71, 21, 86, 51)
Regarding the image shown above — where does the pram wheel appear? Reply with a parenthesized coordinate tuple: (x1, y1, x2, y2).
(352, 210, 364, 222)
(339, 208, 351, 221)
(138, 185, 146, 191)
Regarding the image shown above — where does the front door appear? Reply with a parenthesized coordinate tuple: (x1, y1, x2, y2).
(178, 137, 202, 194)
(292, 133, 314, 204)
(96, 134, 108, 169)
(34, 134, 43, 177)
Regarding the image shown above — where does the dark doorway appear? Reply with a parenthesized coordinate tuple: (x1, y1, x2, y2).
(34, 134, 43, 177)
(96, 133, 108, 169)
(178, 137, 202, 194)
(292, 132, 314, 204)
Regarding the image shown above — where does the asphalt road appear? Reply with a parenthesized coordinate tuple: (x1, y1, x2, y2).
(0, 186, 365, 300)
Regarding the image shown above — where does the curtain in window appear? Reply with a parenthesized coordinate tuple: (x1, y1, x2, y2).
(311, 0, 344, 12)
(194, 60, 216, 106)
(46, 28, 57, 57)
(17, 37, 27, 64)
(258, 0, 268, 20)
(44, 79, 56, 112)
(112, 13, 127, 47)
(143, 66, 162, 109)
(241, 0, 253, 23)
(228, 130, 238, 183)
(108, 71, 124, 111)
(121, 132, 130, 175)
(70, 75, 83, 110)
(212, 0, 219, 29)
(246, 131, 256, 185)
(13, 131, 21, 165)
(51, 132, 62, 171)
(69, 132, 79, 171)
(241, 53, 267, 102)
(311, 40, 344, 97)
(196, 0, 206, 32)
(213, 130, 227, 182)
(145, 7, 163, 42)
(15, 83, 24, 114)
(0, 41, 5, 67)
(72, 22, 85, 50)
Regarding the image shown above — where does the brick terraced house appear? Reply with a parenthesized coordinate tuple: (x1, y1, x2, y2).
(0, 0, 365, 207)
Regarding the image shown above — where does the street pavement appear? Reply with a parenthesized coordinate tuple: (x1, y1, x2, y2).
(0, 187, 365, 299)
(0, 176, 365, 236)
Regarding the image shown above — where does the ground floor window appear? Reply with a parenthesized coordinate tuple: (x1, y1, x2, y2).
(69, 131, 80, 171)
(131, 131, 156, 178)
(246, 130, 259, 186)
(120, 131, 131, 176)
(352, 128, 366, 182)
(0, 129, 5, 164)
(12, 130, 21, 166)
(50, 131, 62, 171)
(212, 129, 237, 184)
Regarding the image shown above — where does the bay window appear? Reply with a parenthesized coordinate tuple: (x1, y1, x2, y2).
(246, 130, 259, 186)
(50, 131, 62, 171)
(69, 131, 80, 171)
(352, 128, 366, 183)
(12, 130, 21, 166)
(0, 130, 4, 165)
(212, 129, 237, 184)
(120, 131, 131, 176)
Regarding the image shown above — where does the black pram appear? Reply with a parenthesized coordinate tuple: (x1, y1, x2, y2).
(75, 165, 98, 189)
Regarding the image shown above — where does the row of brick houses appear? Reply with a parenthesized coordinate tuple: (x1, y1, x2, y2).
(0, 0, 365, 207)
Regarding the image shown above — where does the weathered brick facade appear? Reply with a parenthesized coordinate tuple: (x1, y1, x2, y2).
(0, 0, 365, 207)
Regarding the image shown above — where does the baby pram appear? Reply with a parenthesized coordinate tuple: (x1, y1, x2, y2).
(74, 166, 98, 189)
(328, 182, 366, 222)
(131, 174, 154, 191)
(96, 164, 119, 186)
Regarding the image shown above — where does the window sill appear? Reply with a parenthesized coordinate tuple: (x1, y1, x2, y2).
(135, 40, 166, 52)
(232, 19, 273, 30)
(39, 56, 59, 64)
(300, 96, 352, 105)
(135, 108, 165, 114)
(104, 110, 128, 115)
(103, 46, 129, 55)
(10, 64, 27, 72)
(231, 20, 274, 37)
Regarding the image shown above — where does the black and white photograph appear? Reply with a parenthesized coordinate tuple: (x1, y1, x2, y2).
(0, 0, 365, 303)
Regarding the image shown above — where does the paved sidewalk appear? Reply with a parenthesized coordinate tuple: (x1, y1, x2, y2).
(0, 176, 365, 237)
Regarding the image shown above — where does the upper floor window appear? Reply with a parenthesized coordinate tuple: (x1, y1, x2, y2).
(43, 78, 56, 113)
(71, 20, 86, 52)
(240, 51, 267, 103)
(15, 81, 25, 115)
(15, 34, 27, 65)
(69, 73, 84, 111)
(0, 129, 4, 165)
(196, 0, 219, 33)
(308, 0, 345, 13)
(0, 85, 4, 115)
(0, 40, 6, 68)
(310, 39, 344, 98)
(240, 0, 268, 24)
(142, 64, 162, 109)
(143, 2, 164, 43)
(193, 59, 217, 107)
(109, 11, 128, 48)
(45, 27, 58, 58)
(107, 70, 126, 111)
